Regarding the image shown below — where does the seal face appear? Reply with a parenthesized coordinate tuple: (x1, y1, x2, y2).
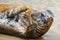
(0, 7, 53, 38)
(25, 10, 53, 38)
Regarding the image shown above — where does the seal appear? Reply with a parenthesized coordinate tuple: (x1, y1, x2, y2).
(0, 4, 53, 39)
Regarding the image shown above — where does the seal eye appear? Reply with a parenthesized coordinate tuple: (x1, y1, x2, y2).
(15, 15, 19, 22)
(7, 14, 15, 20)
(41, 13, 44, 17)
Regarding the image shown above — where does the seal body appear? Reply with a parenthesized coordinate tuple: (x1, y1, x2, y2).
(0, 4, 53, 39)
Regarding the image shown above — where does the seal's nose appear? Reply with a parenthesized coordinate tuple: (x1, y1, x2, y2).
(46, 10, 54, 17)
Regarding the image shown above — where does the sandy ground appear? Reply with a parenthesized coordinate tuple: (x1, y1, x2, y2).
(0, 0, 60, 40)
